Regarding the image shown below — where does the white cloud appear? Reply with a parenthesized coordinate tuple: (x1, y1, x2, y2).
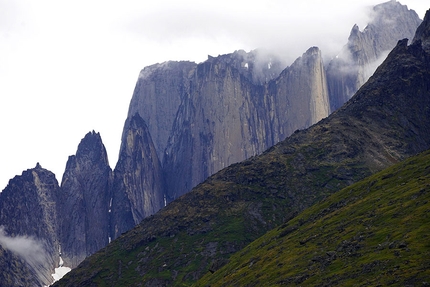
(0, 226, 47, 267)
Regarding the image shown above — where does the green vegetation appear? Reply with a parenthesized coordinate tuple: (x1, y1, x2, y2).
(196, 149, 430, 286)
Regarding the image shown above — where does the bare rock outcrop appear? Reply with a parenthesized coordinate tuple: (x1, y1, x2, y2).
(0, 164, 60, 286)
(326, 0, 422, 112)
(111, 114, 164, 238)
(58, 131, 113, 267)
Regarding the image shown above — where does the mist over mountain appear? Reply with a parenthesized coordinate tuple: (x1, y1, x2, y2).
(326, 0, 422, 112)
(0, 164, 60, 286)
(0, 1, 426, 286)
(126, 0, 421, 201)
(54, 8, 430, 286)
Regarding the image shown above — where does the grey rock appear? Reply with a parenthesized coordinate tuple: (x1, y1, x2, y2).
(326, 0, 422, 112)
(111, 114, 164, 239)
(0, 164, 60, 286)
(58, 131, 113, 267)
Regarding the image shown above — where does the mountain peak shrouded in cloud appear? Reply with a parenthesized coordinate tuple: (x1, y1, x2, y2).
(326, 0, 422, 112)
(53, 10, 430, 284)
(0, 0, 428, 194)
(0, 226, 47, 270)
(0, 1, 429, 285)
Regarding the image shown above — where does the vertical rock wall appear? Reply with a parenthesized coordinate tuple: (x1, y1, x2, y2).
(58, 131, 113, 267)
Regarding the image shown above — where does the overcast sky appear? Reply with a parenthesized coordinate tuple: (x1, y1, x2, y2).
(0, 0, 428, 190)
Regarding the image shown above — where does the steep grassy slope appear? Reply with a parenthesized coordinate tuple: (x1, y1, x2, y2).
(55, 13, 430, 287)
(196, 149, 430, 286)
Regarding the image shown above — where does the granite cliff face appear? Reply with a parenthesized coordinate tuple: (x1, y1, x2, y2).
(58, 131, 113, 267)
(270, 46, 329, 141)
(125, 1, 420, 202)
(0, 164, 60, 286)
(111, 114, 164, 238)
(163, 50, 279, 199)
(127, 61, 197, 161)
(326, 0, 422, 112)
(124, 46, 329, 200)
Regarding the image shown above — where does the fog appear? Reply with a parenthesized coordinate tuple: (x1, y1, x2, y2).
(0, 226, 47, 268)
(0, 0, 428, 191)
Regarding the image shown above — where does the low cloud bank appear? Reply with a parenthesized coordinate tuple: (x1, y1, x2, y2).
(0, 226, 47, 267)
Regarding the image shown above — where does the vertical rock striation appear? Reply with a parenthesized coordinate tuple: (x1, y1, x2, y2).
(127, 61, 197, 161)
(270, 47, 329, 142)
(163, 47, 329, 199)
(58, 131, 113, 267)
(111, 114, 164, 239)
(326, 0, 422, 112)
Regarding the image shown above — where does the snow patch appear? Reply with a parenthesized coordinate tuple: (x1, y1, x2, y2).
(244, 62, 249, 69)
(52, 266, 71, 282)
(49, 245, 71, 285)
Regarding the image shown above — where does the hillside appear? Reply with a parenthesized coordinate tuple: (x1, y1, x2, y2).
(196, 149, 430, 286)
(54, 10, 430, 287)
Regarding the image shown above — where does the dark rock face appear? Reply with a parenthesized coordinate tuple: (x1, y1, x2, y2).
(58, 131, 113, 267)
(111, 114, 164, 238)
(0, 245, 40, 287)
(0, 164, 60, 286)
(326, 0, 422, 112)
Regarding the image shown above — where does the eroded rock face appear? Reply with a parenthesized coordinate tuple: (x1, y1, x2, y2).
(58, 131, 113, 267)
(270, 47, 330, 142)
(0, 245, 40, 287)
(127, 61, 197, 161)
(0, 164, 60, 286)
(111, 114, 164, 239)
(124, 47, 330, 201)
(163, 46, 330, 199)
(326, 0, 422, 112)
(126, 2, 422, 203)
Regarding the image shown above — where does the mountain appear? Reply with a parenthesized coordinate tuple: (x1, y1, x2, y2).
(124, 0, 422, 205)
(162, 49, 296, 200)
(53, 9, 430, 286)
(196, 148, 430, 286)
(0, 164, 60, 286)
(111, 114, 165, 238)
(326, 0, 422, 112)
(0, 2, 424, 285)
(58, 131, 113, 267)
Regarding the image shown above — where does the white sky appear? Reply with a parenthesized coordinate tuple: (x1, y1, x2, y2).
(0, 0, 428, 190)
